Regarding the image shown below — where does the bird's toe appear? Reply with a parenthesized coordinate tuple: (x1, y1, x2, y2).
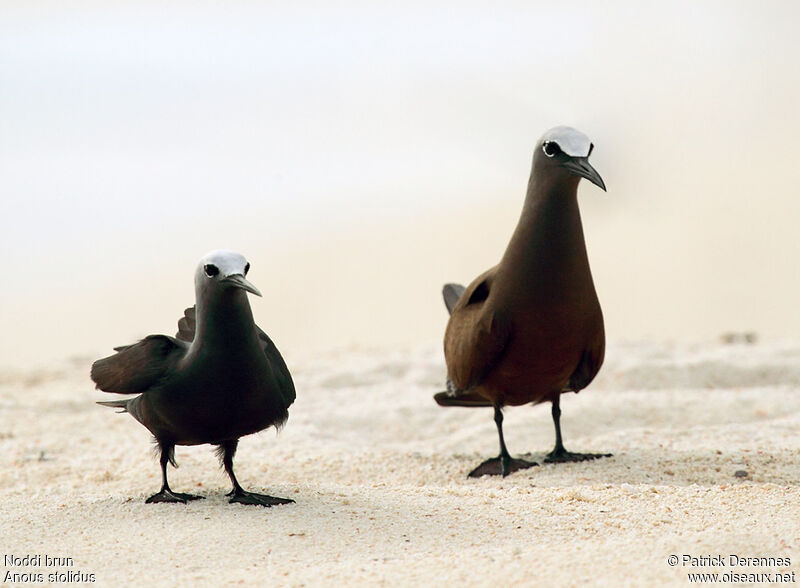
(145, 488, 203, 504)
(228, 489, 295, 507)
(173, 492, 205, 501)
(468, 456, 538, 478)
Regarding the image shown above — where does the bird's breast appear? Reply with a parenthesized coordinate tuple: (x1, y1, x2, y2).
(143, 351, 289, 444)
(482, 291, 602, 406)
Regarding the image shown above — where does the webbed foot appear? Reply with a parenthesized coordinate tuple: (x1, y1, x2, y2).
(145, 489, 205, 504)
(227, 488, 294, 507)
(468, 455, 538, 478)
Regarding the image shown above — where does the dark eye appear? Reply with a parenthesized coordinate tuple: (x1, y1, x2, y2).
(543, 141, 562, 157)
(244, 262, 250, 276)
(204, 264, 219, 277)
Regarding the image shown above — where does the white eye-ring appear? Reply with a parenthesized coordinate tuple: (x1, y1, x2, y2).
(542, 141, 562, 158)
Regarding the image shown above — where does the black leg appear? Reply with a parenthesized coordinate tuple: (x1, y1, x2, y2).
(218, 440, 294, 507)
(544, 396, 612, 463)
(468, 406, 538, 478)
(551, 396, 566, 454)
(145, 441, 204, 504)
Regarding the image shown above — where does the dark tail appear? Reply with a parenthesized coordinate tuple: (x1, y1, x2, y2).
(434, 379, 492, 407)
(442, 283, 466, 315)
(96, 399, 129, 413)
(433, 390, 493, 407)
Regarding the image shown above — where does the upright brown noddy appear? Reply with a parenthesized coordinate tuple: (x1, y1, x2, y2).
(435, 126, 610, 478)
(92, 250, 296, 506)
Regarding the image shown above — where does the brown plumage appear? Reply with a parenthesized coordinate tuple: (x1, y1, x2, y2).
(435, 126, 611, 477)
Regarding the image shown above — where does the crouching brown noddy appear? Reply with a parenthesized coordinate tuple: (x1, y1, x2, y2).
(435, 126, 611, 478)
(92, 250, 296, 506)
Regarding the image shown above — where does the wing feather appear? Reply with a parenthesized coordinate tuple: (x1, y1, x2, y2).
(91, 335, 187, 394)
(565, 329, 605, 392)
(257, 326, 296, 408)
(176, 307, 196, 342)
(442, 283, 466, 315)
(443, 267, 511, 393)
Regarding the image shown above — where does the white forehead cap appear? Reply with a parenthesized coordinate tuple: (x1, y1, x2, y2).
(197, 249, 248, 276)
(539, 126, 592, 157)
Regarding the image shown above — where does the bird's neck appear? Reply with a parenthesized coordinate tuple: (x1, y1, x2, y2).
(496, 173, 592, 292)
(192, 290, 259, 353)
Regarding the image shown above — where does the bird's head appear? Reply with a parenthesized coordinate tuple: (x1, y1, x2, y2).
(195, 250, 262, 298)
(533, 126, 606, 191)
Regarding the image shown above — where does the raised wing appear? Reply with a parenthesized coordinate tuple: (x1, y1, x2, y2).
(443, 267, 511, 394)
(176, 306, 196, 342)
(91, 335, 188, 394)
(442, 283, 466, 315)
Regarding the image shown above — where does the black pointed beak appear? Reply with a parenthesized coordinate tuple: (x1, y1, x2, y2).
(562, 157, 606, 191)
(221, 274, 262, 297)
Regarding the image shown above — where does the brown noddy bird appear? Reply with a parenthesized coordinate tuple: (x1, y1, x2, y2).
(92, 250, 296, 506)
(435, 126, 610, 478)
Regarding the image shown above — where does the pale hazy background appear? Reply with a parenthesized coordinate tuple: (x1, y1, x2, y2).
(1, 1, 799, 369)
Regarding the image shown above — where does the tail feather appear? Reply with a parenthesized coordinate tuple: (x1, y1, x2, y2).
(433, 389, 492, 408)
(442, 283, 466, 315)
(96, 399, 129, 413)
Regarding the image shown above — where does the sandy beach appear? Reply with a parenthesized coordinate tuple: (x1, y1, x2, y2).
(3, 3, 800, 586)
(1, 338, 798, 586)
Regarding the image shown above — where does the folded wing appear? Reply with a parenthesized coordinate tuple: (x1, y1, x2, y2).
(443, 267, 511, 397)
